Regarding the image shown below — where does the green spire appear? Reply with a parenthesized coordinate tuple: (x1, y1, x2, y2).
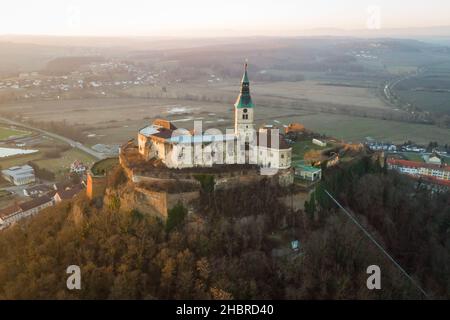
(235, 60, 254, 108)
(242, 61, 249, 83)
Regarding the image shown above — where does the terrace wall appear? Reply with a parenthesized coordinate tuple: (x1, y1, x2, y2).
(86, 171, 107, 200)
(134, 186, 199, 220)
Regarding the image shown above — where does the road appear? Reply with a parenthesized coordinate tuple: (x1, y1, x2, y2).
(383, 68, 423, 107)
(0, 116, 105, 160)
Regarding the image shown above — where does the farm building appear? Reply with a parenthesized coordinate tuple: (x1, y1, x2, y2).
(285, 123, 305, 134)
(312, 139, 327, 147)
(295, 165, 322, 182)
(1, 165, 35, 186)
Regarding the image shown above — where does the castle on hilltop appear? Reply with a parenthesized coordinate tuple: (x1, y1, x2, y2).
(137, 62, 292, 171)
(87, 63, 295, 213)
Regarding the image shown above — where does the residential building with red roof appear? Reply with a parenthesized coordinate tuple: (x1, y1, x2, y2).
(136, 62, 292, 171)
(0, 195, 54, 229)
(386, 158, 450, 190)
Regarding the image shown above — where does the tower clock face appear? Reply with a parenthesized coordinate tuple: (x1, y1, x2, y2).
(243, 108, 248, 113)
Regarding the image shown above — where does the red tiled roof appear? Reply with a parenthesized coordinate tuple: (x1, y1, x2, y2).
(153, 119, 177, 131)
(0, 204, 21, 219)
(257, 130, 291, 150)
(55, 184, 82, 200)
(387, 158, 450, 172)
(18, 195, 52, 212)
(54, 181, 73, 191)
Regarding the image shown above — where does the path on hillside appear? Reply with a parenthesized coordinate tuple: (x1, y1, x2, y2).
(0, 116, 104, 160)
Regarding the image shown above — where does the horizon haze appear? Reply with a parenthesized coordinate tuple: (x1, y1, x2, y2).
(2, 0, 450, 37)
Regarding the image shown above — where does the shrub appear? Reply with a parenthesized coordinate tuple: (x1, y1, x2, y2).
(166, 202, 187, 233)
(193, 174, 215, 193)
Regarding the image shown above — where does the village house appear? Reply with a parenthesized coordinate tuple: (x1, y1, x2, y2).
(424, 154, 442, 165)
(387, 158, 450, 182)
(23, 184, 53, 198)
(401, 145, 426, 153)
(312, 138, 327, 148)
(53, 184, 83, 203)
(70, 160, 87, 174)
(326, 153, 340, 168)
(367, 142, 397, 152)
(295, 164, 322, 182)
(0, 195, 54, 229)
(285, 123, 305, 134)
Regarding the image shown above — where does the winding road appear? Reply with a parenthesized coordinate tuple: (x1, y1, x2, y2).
(0, 116, 105, 160)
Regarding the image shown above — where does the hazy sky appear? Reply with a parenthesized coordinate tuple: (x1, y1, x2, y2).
(1, 0, 450, 36)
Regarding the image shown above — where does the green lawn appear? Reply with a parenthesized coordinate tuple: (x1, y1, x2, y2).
(0, 146, 96, 179)
(292, 140, 328, 161)
(0, 150, 44, 168)
(0, 190, 12, 197)
(0, 126, 31, 140)
(401, 152, 425, 162)
(91, 157, 119, 176)
(277, 113, 450, 145)
(35, 149, 97, 178)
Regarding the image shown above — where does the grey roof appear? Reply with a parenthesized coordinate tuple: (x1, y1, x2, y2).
(2, 165, 34, 179)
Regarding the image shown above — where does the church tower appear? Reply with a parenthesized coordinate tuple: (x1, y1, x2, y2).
(234, 61, 255, 140)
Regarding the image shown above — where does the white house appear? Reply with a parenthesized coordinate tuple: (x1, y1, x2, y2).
(70, 160, 87, 174)
(312, 139, 327, 147)
(425, 155, 442, 165)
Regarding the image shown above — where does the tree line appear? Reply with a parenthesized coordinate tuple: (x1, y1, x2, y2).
(0, 160, 448, 299)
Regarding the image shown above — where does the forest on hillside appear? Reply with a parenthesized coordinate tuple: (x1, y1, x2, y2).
(0, 159, 449, 299)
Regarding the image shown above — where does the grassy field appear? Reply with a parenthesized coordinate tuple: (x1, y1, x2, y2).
(395, 90, 450, 115)
(218, 80, 389, 110)
(0, 149, 44, 168)
(0, 126, 30, 140)
(392, 61, 450, 115)
(277, 113, 450, 145)
(401, 152, 425, 162)
(0, 145, 96, 178)
(1, 80, 448, 150)
(34, 149, 96, 177)
(1, 98, 229, 126)
(386, 66, 418, 75)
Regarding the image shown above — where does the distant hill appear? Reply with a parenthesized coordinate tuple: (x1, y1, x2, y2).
(43, 56, 105, 75)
